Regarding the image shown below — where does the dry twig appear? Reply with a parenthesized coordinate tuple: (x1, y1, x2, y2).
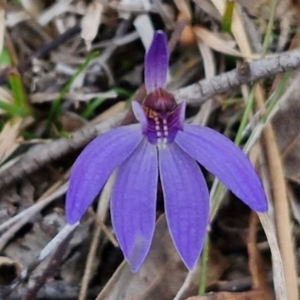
(1, 51, 300, 190)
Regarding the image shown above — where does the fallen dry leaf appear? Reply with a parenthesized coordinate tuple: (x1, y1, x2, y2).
(176, 247, 229, 299)
(186, 290, 266, 300)
(272, 77, 300, 183)
(97, 215, 229, 300)
(96, 215, 187, 300)
(81, 1, 103, 51)
(247, 212, 270, 298)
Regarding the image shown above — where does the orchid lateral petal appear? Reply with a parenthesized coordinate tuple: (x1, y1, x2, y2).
(175, 125, 268, 212)
(111, 139, 158, 272)
(159, 144, 209, 270)
(66, 125, 143, 224)
(145, 30, 168, 93)
(132, 100, 148, 132)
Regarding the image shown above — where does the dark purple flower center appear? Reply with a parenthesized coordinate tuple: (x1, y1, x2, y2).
(142, 88, 184, 147)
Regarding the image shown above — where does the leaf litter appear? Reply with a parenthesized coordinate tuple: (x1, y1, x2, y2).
(0, 0, 300, 299)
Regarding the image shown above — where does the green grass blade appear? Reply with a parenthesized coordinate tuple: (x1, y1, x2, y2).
(0, 100, 28, 116)
(81, 97, 105, 119)
(8, 69, 33, 116)
(221, 1, 235, 33)
(0, 48, 12, 66)
(46, 51, 99, 133)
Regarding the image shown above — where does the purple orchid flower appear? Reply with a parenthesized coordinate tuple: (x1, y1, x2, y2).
(66, 31, 267, 272)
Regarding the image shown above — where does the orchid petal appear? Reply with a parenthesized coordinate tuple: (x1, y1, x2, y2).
(175, 125, 267, 212)
(145, 30, 168, 93)
(111, 139, 158, 272)
(159, 144, 209, 270)
(66, 125, 143, 224)
(132, 100, 148, 132)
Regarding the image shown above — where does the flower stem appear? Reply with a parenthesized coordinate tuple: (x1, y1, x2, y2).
(234, 87, 255, 146)
(210, 182, 226, 222)
(198, 234, 210, 295)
